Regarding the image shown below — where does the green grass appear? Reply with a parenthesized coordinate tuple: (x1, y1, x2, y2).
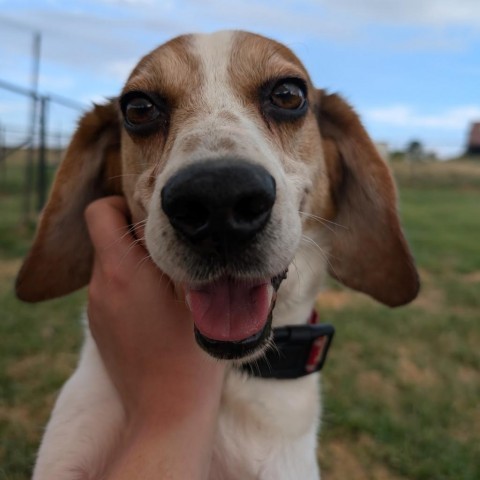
(401, 188, 480, 274)
(0, 284, 84, 479)
(1, 159, 480, 479)
(317, 161, 480, 480)
(0, 158, 85, 479)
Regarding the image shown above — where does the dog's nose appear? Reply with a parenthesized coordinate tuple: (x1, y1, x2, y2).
(161, 159, 276, 252)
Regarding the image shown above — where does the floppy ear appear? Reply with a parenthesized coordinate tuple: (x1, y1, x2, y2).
(315, 90, 419, 306)
(16, 101, 123, 302)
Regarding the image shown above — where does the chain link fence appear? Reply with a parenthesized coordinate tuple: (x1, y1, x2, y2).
(0, 79, 85, 222)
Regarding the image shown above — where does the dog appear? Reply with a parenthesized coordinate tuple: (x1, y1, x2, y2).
(16, 31, 419, 479)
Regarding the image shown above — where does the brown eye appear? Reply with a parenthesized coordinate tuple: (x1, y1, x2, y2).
(270, 82, 306, 110)
(124, 96, 160, 126)
(119, 91, 168, 135)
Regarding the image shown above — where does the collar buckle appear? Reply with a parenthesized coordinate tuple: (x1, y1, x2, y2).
(242, 321, 335, 379)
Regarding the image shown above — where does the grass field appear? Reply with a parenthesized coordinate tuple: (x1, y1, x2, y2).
(1, 157, 479, 479)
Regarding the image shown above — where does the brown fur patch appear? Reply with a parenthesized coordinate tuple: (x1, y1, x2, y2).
(229, 32, 313, 155)
(217, 110, 240, 123)
(125, 35, 200, 105)
(216, 137, 237, 151)
(180, 134, 203, 154)
(120, 35, 203, 205)
(16, 102, 121, 301)
(230, 32, 310, 93)
(103, 142, 122, 194)
(316, 90, 419, 306)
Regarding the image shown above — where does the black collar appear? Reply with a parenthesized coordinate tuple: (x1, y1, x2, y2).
(241, 312, 335, 379)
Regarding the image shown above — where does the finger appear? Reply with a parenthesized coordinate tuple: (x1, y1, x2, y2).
(85, 196, 146, 268)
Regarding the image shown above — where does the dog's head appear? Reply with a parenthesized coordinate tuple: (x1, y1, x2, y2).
(16, 31, 419, 359)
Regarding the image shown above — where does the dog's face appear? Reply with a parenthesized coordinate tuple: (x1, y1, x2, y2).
(121, 32, 328, 356)
(16, 31, 419, 360)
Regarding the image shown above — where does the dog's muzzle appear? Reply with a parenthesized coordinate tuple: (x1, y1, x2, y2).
(161, 158, 284, 359)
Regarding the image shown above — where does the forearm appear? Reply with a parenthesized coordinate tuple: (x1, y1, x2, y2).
(85, 198, 226, 480)
(103, 363, 225, 480)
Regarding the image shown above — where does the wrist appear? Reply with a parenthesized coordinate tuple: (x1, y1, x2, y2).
(124, 358, 226, 425)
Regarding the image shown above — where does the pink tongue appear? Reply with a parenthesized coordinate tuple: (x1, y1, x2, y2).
(186, 279, 272, 342)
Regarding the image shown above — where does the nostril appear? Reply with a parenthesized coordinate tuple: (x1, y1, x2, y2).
(168, 199, 210, 237)
(234, 194, 273, 226)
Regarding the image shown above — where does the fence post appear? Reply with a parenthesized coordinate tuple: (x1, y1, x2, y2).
(23, 110, 36, 221)
(22, 32, 42, 222)
(0, 123, 6, 180)
(37, 96, 49, 212)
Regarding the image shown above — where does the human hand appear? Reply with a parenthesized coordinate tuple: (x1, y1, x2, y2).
(85, 196, 225, 422)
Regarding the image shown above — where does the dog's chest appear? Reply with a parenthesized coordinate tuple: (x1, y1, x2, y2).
(210, 369, 321, 479)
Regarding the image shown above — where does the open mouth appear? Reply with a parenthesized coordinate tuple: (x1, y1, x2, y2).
(185, 271, 287, 359)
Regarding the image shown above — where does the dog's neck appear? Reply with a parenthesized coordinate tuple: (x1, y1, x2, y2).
(273, 242, 329, 329)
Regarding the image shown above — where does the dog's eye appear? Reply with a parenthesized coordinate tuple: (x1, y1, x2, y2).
(270, 81, 306, 110)
(124, 96, 160, 126)
(120, 91, 168, 134)
(261, 78, 308, 122)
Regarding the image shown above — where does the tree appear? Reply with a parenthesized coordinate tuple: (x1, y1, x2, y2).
(406, 140, 424, 161)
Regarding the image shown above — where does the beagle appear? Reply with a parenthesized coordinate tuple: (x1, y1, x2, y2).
(16, 31, 419, 479)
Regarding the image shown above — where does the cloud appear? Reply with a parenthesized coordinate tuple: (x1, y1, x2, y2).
(0, 99, 26, 116)
(38, 73, 75, 90)
(79, 93, 110, 105)
(105, 59, 139, 80)
(100, 0, 156, 6)
(365, 104, 480, 130)
(315, 0, 480, 28)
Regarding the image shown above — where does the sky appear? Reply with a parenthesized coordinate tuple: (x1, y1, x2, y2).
(1, 0, 479, 157)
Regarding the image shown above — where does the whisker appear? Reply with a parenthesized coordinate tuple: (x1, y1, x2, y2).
(301, 234, 340, 279)
(114, 235, 145, 269)
(290, 258, 303, 288)
(134, 253, 153, 272)
(102, 220, 148, 253)
(299, 211, 347, 230)
(301, 234, 324, 255)
(129, 219, 147, 229)
(268, 336, 281, 359)
(116, 219, 147, 242)
(293, 252, 316, 279)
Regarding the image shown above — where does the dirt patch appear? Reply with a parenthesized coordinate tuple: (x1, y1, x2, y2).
(396, 347, 438, 388)
(321, 440, 369, 480)
(410, 268, 445, 313)
(462, 270, 480, 283)
(451, 407, 480, 443)
(319, 439, 407, 480)
(316, 289, 368, 310)
(0, 405, 31, 427)
(7, 352, 77, 380)
(411, 286, 444, 313)
(457, 366, 478, 386)
(356, 371, 397, 408)
(0, 258, 21, 281)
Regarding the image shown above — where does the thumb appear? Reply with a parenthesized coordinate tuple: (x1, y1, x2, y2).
(85, 196, 146, 270)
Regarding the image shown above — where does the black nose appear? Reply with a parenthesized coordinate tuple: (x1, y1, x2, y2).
(161, 159, 276, 253)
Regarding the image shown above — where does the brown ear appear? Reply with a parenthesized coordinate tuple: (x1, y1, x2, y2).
(16, 101, 123, 302)
(316, 90, 419, 306)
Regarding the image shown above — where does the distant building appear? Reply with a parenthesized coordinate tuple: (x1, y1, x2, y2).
(375, 142, 389, 161)
(466, 122, 480, 156)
